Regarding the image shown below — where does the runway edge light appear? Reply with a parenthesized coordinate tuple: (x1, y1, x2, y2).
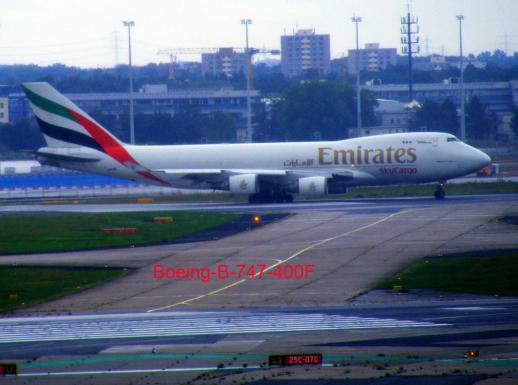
(252, 214, 262, 224)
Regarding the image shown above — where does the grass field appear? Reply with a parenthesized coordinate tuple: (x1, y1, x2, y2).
(333, 181, 518, 199)
(0, 211, 240, 254)
(0, 266, 130, 313)
(377, 250, 518, 296)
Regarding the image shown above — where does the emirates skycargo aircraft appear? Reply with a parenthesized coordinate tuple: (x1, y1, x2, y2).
(23, 82, 491, 203)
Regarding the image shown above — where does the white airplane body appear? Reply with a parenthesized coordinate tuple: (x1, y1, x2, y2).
(23, 82, 491, 202)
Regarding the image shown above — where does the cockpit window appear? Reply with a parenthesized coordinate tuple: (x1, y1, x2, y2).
(447, 136, 459, 142)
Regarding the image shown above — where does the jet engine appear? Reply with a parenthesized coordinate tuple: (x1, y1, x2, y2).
(229, 174, 259, 194)
(298, 176, 328, 195)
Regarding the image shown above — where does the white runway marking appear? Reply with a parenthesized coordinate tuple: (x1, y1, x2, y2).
(0, 311, 447, 344)
(443, 307, 507, 311)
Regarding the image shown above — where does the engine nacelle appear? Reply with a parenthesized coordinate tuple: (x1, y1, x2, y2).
(229, 174, 259, 194)
(298, 176, 328, 195)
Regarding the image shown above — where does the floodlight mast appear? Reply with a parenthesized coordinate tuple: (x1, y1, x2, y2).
(352, 16, 362, 132)
(457, 15, 466, 141)
(123, 20, 135, 144)
(241, 19, 253, 143)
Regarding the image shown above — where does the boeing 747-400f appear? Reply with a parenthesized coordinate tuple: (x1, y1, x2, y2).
(23, 82, 491, 203)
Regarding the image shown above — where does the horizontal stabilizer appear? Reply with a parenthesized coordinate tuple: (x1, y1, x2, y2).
(35, 148, 101, 163)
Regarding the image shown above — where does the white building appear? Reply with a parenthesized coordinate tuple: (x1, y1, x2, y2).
(347, 43, 397, 75)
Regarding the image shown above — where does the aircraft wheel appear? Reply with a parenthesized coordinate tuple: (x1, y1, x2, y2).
(249, 192, 273, 204)
(248, 193, 259, 204)
(434, 189, 445, 200)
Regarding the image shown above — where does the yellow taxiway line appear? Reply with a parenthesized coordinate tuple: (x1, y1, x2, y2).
(147, 210, 411, 312)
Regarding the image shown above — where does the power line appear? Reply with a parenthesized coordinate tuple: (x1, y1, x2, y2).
(499, 32, 516, 55)
(113, 29, 120, 67)
(0, 36, 109, 49)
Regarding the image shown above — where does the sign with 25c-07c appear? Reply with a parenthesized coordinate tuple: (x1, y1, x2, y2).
(268, 354, 323, 366)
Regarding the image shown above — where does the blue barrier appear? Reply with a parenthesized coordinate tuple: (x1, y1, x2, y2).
(0, 173, 138, 189)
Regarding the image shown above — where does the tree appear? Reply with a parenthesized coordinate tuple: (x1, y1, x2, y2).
(201, 112, 237, 143)
(412, 99, 458, 135)
(269, 80, 356, 141)
(466, 96, 486, 140)
(413, 100, 440, 131)
(438, 99, 459, 135)
(511, 106, 518, 140)
(134, 113, 176, 144)
(170, 105, 204, 144)
(359, 89, 378, 127)
(0, 119, 45, 152)
(465, 96, 497, 141)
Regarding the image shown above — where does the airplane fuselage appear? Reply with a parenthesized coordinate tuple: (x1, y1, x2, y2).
(24, 82, 491, 201)
(57, 132, 490, 191)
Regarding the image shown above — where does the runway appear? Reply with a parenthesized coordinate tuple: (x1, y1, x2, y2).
(0, 308, 446, 346)
(2, 193, 518, 214)
(3, 299, 518, 354)
(2, 194, 518, 383)
(2, 300, 518, 383)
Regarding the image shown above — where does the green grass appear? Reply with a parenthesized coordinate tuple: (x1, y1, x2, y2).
(0, 266, 131, 313)
(377, 250, 518, 296)
(332, 181, 518, 199)
(0, 211, 240, 254)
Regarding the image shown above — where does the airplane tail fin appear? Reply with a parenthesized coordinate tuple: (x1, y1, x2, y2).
(22, 82, 127, 154)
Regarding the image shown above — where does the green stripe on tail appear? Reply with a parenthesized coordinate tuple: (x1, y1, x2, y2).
(22, 85, 74, 122)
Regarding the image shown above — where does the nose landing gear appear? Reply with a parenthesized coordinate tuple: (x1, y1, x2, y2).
(434, 182, 446, 200)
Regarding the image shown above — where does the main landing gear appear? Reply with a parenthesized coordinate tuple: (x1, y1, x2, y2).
(434, 182, 446, 200)
(248, 192, 294, 204)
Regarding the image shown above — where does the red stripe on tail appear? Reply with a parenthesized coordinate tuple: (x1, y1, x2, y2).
(68, 109, 136, 165)
(68, 109, 169, 186)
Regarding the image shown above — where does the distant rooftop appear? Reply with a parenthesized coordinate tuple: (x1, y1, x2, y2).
(295, 29, 315, 36)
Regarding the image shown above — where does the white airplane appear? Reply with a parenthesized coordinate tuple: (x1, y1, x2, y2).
(23, 82, 491, 203)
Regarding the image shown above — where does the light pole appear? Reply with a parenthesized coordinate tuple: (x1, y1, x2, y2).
(123, 20, 135, 144)
(352, 16, 362, 133)
(457, 15, 466, 141)
(241, 19, 253, 143)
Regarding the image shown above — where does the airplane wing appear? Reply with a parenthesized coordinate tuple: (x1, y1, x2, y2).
(151, 168, 288, 187)
(153, 169, 287, 176)
(151, 167, 374, 187)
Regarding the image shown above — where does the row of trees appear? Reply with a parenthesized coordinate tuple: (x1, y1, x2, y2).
(90, 108, 238, 145)
(0, 118, 44, 155)
(256, 81, 376, 141)
(0, 79, 509, 154)
(413, 96, 499, 142)
(0, 80, 377, 152)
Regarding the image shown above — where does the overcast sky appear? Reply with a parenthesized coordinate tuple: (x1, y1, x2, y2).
(0, 0, 517, 68)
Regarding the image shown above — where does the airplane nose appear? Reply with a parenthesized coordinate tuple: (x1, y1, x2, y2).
(458, 145, 491, 175)
(475, 149, 491, 169)
(465, 147, 491, 172)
